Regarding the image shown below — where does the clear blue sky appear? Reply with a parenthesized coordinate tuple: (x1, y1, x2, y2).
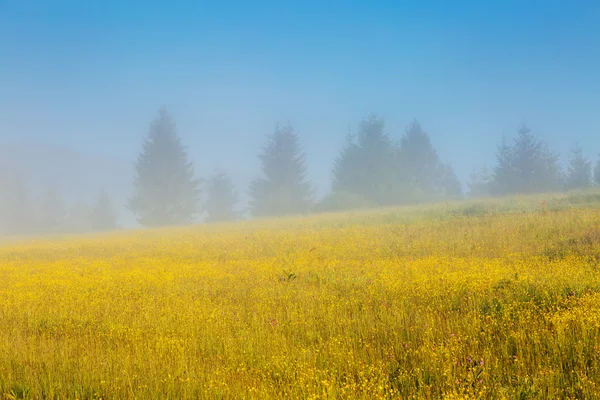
(1, 0, 600, 201)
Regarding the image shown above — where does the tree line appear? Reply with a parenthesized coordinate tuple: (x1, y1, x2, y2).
(2, 107, 600, 234)
(128, 108, 600, 228)
(127, 108, 465, 227)
(468, 123, 600, 198)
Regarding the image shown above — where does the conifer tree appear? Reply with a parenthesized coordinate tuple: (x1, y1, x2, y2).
(439, 162, 463, 199)
(565, 144, 591, 190)
(537, 142, 563, 192)
(490, 124, 561, 195)
(332, 114, 400, 205)
(399, 120, 444, 200)
(511, 124, 542, 193)
(511, 123, 560, 194)
(332, 132, 362, 197)
(332, 116, 459, 205)
(490, 135, 514, 196)
(129, 107, 201, 227)
(249, 122, 313, 217)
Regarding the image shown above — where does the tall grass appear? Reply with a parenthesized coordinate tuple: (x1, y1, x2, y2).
(1, 193, 600, 398)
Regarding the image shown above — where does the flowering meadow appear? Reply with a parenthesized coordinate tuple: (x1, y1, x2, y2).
(2, 198, 600, 399)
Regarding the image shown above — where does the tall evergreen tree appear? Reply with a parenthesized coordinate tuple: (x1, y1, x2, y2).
(399, 120, 444, 200)
(510, 123, 560, 194)
(491, 124, 561, 195)
(490, 135, 514, 196)
(565, 144, 591, 190)
(511, 124, 543, 193)
(332, 114, 401, 205)
(332, 132, 363, 196)
(205, 169, 239, 222)
(129, 107, 201, 227)
(537, 142, 563, 192)
(249, 122, 313, 217)
(91, 187, 119, 231)
(439, 162, 463, 199)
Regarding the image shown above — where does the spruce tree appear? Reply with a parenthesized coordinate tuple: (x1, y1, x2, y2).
(399, 120, 443, 200)
(205, 169, 239, 222)
(332, 133, 362, 197)
(565, 144, 591, 190)
(511, 124, 543, 194)
(491, 124, 560, 195)
(537, 142, 562, 192)
(129, 107, 201, 227)
(91, 187, 119, 231)
(490, 135, 514, 196)
(510, 123, 560, 194)
(332, 114, 400, 205)
(249, 122, 313, 217)
(439, 162, 463, 199)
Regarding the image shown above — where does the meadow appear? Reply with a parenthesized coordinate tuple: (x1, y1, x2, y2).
(2, 193, 600, 399)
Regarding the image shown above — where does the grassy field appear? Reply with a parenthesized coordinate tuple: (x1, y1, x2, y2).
(2, 193, 600, 399)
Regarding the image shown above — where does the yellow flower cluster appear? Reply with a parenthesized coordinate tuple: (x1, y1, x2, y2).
(1, 205, 600, 399)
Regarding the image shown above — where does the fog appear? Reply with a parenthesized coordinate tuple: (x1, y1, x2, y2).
(1, 1, 599, 234)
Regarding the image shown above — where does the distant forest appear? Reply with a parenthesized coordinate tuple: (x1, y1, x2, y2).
(2, 107, 600, 235)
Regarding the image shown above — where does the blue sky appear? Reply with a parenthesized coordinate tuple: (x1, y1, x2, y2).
(1, 0, 600, 206)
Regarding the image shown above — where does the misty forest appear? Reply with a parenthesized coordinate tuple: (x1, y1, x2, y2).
(2, 106, 600, 235)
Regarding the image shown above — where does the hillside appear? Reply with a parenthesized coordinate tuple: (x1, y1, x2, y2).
(1, 195, 600, 398)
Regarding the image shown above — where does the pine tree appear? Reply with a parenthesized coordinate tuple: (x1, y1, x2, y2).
(91, 188, 119, 231)
(249, 122, 313, 217)
(332, 132, 362, 197)
(490, 135, 514, 196)
(565, 144, 591, 190)
(399, 120, 444, 200)
(205, 169, 239, 223)
(512, 124, 543, 193)
(129, 107, 201, 227)
(537, 142, 562, 193)
(439, 162, 463, 199)
(510, 123, 561, 194)
(332, 114, 401, 205)
(491, 124, 560, 195)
